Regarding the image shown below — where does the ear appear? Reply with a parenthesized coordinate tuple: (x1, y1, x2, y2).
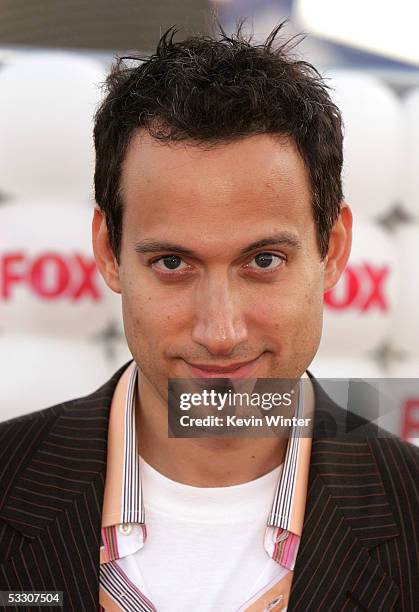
(324, 202, 353, 292)
(92, 207, 121, 294)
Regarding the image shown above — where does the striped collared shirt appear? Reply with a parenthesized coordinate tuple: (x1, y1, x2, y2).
(99, 362, 314, 611)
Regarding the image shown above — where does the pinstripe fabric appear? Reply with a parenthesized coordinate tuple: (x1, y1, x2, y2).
(0, 363, 417, 611)
(367, 438, 419, 612)
(0, 365, 123, 612)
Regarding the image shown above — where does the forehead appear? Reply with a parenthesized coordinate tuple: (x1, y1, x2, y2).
(120, 130, 314, 247)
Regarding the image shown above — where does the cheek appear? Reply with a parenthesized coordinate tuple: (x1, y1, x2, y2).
(286, 280, 324, 359)
(120, 280, 191, 353)
(247, 275, 324, 344)
(121, 290, 171, 382)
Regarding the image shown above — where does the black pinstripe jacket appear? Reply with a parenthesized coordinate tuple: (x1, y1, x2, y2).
(0, 364, 418, 612)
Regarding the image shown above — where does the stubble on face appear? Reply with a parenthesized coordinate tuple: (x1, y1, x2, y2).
(117, 131, 325, 405)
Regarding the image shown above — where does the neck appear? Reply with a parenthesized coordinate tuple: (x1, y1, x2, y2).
(135, 373, 288, 487)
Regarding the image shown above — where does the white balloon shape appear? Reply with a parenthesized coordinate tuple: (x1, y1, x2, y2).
(0, 53, 105, 203)
(320, 220, 397, 356)
(401, 88, 419, 218)
(112, 340, 133, 365)
(309, 356, 384, 378)
(390, 361, 419, 378)
(0, 203, 122, 337)
(391, 224, 419, 358)
(326, 70, 402, 218)
(383, 367, 419, 445)
(0, 335, 125, 421)
(308, 357, 398, 433)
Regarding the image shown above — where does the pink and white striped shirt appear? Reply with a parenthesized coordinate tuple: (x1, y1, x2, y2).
(99, 362, 314, 611)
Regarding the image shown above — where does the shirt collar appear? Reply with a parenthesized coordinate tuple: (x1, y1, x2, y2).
(100, 362, 313, 567)
(101, 362, 144, 528)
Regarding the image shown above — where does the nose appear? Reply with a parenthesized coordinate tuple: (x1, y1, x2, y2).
(191, 274, 248, 356)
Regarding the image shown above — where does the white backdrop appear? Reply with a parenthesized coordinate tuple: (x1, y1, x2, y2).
(0, 55, 418, 441)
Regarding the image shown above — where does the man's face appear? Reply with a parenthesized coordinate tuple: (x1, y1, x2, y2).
(101, 132, 339, 401)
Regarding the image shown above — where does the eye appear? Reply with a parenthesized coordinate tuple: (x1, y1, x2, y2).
(151, 255, 190, 272)
(247, 252, 285, 271)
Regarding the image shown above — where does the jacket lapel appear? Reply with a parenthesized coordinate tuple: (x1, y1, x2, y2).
(0, 367, 401, 611)
(289, 380, 400, 611)
(0, 365, 127, 609)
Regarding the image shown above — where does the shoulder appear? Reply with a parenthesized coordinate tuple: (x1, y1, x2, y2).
(368, 435, 419, 483)
(0, 361, 131, 470)
(310, 374, 384, 438)
(0, 360, 131, 429)
(310, 372, 419, 491)
(309, 372, 415, 441)
(0, 402, 62, 437)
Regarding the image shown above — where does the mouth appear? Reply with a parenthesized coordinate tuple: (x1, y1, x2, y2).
(182, 355, 263, 379)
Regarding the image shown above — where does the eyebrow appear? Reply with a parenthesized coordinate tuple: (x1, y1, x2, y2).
(239, 233, 301, 254)
(134, 232, 301, 257)
(134, 241, 195, 256)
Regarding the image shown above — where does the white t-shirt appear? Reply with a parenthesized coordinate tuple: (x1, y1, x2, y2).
(117, 457, 287, 612)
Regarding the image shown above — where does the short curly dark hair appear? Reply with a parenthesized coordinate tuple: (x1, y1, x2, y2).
(94, 22, 343, 261)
